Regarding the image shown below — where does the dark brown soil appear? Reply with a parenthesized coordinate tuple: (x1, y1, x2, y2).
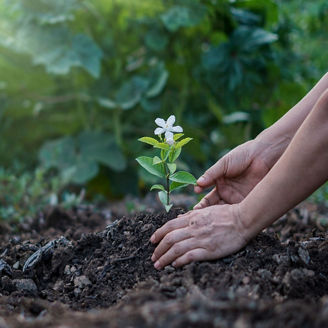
(1, 203, 328, 327)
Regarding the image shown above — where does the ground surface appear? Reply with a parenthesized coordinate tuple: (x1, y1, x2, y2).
(0, 202, 328, 327)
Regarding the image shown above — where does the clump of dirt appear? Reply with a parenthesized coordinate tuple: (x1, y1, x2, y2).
(0, 203, 328, 327)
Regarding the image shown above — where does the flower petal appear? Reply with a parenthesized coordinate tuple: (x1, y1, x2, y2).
(165, 131, 173, 141)
(171, 125, 183, 133)
(166, 115, 175, 127)
(154, 127, 165, 135)
(155, 118, 166, 128)
(166, 138, 174, 145)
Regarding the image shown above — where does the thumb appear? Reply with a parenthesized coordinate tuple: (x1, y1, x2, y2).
(196, 156, 228, 189)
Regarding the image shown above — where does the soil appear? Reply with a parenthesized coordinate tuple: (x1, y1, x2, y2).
(0, 202, 328, 327)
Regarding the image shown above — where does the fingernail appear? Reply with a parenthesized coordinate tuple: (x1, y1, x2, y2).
(197, 176, 205, 184)
(172, 261, 176, 267)
(150, 235, 155, 243)
(151, 254, 156, 262)
(154, 261, 161, 270)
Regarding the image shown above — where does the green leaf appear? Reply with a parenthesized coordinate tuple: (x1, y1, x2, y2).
(98, 97, 116, 109)
(222, 112, 250, 124)
(18, 27, 103, 78)
(167, 163, 176, 174)
(153, 156, 162, 165)
(150, 184, 165, 192)
(245, 28, 278, 49)
(78, 131, 126, 172)
(169, 147, 181, 162)
(39, 132, 126, 185)
(140, 97, 161, 112)
(138, 137, 159, 147)
(146, 62, 169, 98)
(116, 76, 148, 110)
(170, 181, 189, 192)
(39, 137, 76, 169)
(176, 137, 193, 148)
(233, 27, 278, 51)
(71, 34, 103, 78)
(170, 171, 197, 185)
(174, 133, 184, 141)
(165, 204, 173, 212)
(161, 4, 207, 32)
(145, 29, 169, 51)
(136, 156, 165, 178)
(154, 142, 170, 151)
(70, 161, 99, 185)
(158, 190, 168, 206)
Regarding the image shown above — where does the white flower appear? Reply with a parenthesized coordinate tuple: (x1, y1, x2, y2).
(166, 137, 174, 145)
(154, 115, 183, 143)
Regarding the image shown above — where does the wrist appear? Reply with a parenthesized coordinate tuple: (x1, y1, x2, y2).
(234, 199, 267, 243)
(254, 129, 291, 169)
(232, 203, 257, 244)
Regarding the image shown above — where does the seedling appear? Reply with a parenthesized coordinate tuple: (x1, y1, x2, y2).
(136, 115, 196, 212)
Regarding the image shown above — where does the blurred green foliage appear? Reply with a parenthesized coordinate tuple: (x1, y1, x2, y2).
(0, 167, 83, 221)
(0, 0, 327, 211)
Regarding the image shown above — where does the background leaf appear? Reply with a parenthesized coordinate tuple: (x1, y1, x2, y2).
(161, 4, 207, 32)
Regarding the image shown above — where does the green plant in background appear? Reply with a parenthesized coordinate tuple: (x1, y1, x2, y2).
(137, 115, 196, 212)
(0, 0, 327, 205)
(0, 167, 83, 222)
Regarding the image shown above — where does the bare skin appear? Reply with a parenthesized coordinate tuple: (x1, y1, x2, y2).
(151, 73, 328, 270)
(194, 72, 328, 208)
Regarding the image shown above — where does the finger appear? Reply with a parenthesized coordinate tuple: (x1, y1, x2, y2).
(194, 185, 204, 193)
(150, 216, 189, 244)
(177, 210, 192, 218)
(193, 188, 221, 209)
(196, 156, 228, 189)
(172, 248, 210, 268)
(154, 238, 198, 270)
(151, 227, 191, 262)
(216, 183, 245, 204)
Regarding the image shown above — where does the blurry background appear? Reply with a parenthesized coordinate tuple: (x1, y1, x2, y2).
(0, 0, 327, 220)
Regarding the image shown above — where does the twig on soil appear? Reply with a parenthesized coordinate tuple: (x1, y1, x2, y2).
(112, 255, 137, 263)
(23, 236, 70, 272)
(0, 259, 13, 277)
(103, 220, 119, 239)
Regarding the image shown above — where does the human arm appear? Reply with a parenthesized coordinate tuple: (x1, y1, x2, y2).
(238, 88, 328, 235)
(194, 72, 328, 207)
(151, 89, 328, 269)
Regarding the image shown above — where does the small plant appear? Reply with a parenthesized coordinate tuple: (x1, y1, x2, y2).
(136, 115, 197, 212)
(0, 167, 84, 222)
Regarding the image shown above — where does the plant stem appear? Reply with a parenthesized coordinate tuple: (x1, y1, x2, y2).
(166, 173, 170, 205)
(163, 162, 170, 205)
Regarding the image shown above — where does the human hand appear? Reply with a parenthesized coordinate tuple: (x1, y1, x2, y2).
(194, 140, 271, 208)
(150, 204, 250, 269)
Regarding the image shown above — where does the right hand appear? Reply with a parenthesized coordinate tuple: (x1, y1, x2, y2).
(194, 140, 271, 208)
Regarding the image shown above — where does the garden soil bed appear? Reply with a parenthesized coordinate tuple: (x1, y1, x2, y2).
(0, 203, 328, 327)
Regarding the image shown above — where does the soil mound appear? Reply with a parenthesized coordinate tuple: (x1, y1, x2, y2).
(0, 204, 328, 327)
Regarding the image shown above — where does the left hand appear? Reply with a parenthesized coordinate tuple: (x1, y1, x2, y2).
(150, 204, 249, 270)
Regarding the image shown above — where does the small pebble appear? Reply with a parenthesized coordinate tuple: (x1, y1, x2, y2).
(242, 276, 250, 285)
(13, 279, 38, 294)
(74, 275, 91, 289)
(298, 247, 310, 265)
(13, 261, 20, 270)
(290, 269, 303, 280)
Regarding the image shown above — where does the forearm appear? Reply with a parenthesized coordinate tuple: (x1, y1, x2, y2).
(255, 72, 328, 168)
(239, 90, 328, 238)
